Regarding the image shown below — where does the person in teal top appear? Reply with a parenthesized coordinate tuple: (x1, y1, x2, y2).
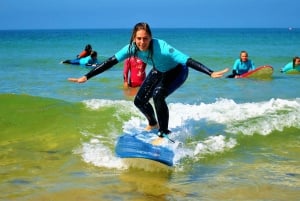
(227, 50, 255, 78)
(280, 56, 300, 73)
(62, 51, 99, 66)
(68, 22, 228, 138)
(115, 38, 190, 72)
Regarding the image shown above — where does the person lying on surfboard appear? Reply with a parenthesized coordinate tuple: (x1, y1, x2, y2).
(68, 22, 228, 138)
(280, 56, 300, 73)
(227, 50, 255, 78)
(62, 51, 99, 66)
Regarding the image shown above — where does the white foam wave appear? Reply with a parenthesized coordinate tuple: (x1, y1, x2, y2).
(75, 138, 127, 169)
(194, 135, 237, 155)
(80, 97, 300, 168)
(166, 98, 300, 136)
(83, 98, 140, 115)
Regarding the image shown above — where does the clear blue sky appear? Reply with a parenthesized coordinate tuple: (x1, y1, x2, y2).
(1, 0, 299, 30)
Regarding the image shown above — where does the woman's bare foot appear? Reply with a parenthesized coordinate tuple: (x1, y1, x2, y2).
(144, 124, 159, 131)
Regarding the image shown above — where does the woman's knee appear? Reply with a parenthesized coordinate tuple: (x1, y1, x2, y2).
(153, 87, 167, 103)
(134, 96, 143, 108)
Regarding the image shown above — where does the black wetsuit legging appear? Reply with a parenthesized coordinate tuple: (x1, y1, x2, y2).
(84, 56, 212, 133)
(134, 64, 188, 134)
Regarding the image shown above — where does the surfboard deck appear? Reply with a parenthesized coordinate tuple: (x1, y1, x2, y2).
(115, 133, 174, 166)
(238, 65, 273, 79)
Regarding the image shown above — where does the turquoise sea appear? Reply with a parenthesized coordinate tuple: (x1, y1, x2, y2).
(0, 28, 299, 200)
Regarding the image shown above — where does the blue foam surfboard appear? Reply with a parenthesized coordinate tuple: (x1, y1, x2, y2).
(115, 133, 174, 166)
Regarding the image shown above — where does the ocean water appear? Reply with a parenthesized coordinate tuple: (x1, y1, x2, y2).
(0, 28, 299, 201)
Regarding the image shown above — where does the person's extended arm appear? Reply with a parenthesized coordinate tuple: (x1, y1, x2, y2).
(186, 58, 228, 78)
(85, 56, 118, 79)
(186, 58, 213, 75)
(68, 56, 118, 83)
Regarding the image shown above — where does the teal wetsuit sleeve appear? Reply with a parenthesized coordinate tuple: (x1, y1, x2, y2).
(115, 45, 130, 62)
(232, 59, 240, 71)
(151, 39, 189, 72)
(114, 39, 189, 72)
(159, 40, 189, 64)
(170, 47, 189, 65)
(281, 62, 293, 73)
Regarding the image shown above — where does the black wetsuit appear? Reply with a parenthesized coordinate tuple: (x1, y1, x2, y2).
(134, 58, 213, 134)
(85, 56, 214, 135)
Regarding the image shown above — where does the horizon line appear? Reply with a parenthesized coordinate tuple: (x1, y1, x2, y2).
(0, 27, 298, 31)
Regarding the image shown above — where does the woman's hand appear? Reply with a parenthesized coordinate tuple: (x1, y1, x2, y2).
(123, 82, 129, 89)
(68, 76, 87, 83)
(211, 68, 229, 78)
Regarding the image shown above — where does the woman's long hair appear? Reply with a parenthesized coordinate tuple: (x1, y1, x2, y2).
(292, 56, 300, 68)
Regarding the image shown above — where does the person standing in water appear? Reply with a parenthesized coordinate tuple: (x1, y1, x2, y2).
(123, 56, 147, 88)
(123, 56, 147, 97)
(68, 22, 228, 138)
